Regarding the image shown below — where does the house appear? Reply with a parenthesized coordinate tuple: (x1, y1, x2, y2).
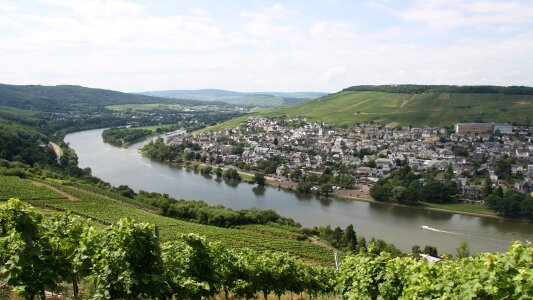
(463, 185, 481, 200)
(375, 158, 394, 171)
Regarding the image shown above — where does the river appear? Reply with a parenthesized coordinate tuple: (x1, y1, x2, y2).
(65, 129, 532, 254)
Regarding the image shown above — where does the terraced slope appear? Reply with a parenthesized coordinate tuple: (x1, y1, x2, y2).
(262, 91, 533, 127)
(0, 176, 333, 263)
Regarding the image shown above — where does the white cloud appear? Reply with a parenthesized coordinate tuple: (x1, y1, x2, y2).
(188, 8, 210, 16)
(0, 1, 531, 92)
(0, 0, 18, 12)
(38, 0, 146, 19)
(379, 0, 533, 31)
(311, 21, 359, 40)
(321, 66, 346, 83)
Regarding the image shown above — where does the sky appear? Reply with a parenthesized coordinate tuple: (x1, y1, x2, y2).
(0, 0, 532, 93)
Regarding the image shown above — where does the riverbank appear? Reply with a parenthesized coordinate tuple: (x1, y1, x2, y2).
(175, 159, 513, 221)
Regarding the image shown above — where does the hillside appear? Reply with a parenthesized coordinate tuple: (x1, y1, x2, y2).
(140, 89, 326, 107)
(0, 83, 205, 112)
(0, 175, 333, 263)
(260, 89, 533, 127)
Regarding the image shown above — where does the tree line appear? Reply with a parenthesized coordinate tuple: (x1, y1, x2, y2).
(343, 84, 533, 95)
(369, 166, 457, 204)
(101, 127, 153, 147)
(134, 190, 301, 228)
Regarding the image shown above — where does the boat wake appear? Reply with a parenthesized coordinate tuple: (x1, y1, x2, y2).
(421, 225, 464, 236)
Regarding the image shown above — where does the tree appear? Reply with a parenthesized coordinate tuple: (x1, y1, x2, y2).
(456, 241, 470, 259)
(391, 186, 407, 203)
(289, 169, 302, 180)
(223, 168, 241, 180)
(297, 181, 313, 193)
(486, 190, 524, 218)
(215, 167, 223, 177)
(494, 186, 504, 197)
(253, 172, 266, 186)
(369, 184, 391, 201)
(318, 184, 333, 196)
(343, 225, 358, 252)
(482, 176, 493, 198)
(423, 245, 438, 257)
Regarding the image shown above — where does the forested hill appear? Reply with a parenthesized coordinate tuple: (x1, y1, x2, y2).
(0, 83, 205, 112)
(260, 85, 533, 127)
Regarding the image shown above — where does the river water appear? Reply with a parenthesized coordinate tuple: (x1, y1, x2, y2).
(65, 129, 532, 254)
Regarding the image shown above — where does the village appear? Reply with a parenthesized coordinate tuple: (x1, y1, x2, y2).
(162, 116, 533, 203)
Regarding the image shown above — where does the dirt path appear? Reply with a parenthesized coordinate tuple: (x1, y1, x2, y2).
(68, 185, 158, 214)
(308, 236, 341, 254)
(31, 180, 77, 200)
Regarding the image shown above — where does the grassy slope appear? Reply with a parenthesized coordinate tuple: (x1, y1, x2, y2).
(0, 176, 332, 263)
(208, 91, 533, 129)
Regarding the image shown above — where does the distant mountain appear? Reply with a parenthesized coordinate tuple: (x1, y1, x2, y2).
(139, 89, 327, 107)
(0, 84, 207, 112)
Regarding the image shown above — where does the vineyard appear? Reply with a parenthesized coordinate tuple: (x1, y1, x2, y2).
(1, 199, 531, 300)
(0, 177, 333, 263)
(0, 175, 66, 201)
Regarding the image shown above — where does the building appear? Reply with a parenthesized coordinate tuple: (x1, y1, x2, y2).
(455, 123, 493, 134)
(493, 123, 513, 134)
(454, 123, 512, 134)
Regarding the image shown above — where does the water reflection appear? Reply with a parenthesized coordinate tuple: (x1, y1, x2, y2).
(224, 179, 239, 188)
(252, 186, 266, 196)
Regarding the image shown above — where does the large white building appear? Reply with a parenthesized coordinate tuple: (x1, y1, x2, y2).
(454, 123, 512, 134)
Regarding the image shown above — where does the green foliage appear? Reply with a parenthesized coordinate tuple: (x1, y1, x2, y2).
(2, 200, 531, 299)
(337, 241, 533, 299)
(370, 166, 457, 204)
(0, 118, 57, 166)
(297, 181, 313, 193)
(91, 218, 166, 299)
(486, 189, 533, 220)
(253, 172, 266, 186)
(0, 200, 335, 299)
(136, 190, 300, 228)
(456, 241, 471, 259)
(0, 199, 57, 300)
(316, 225, 361, 252)
(101, 127, 153, 147)
(162, 234, 218, 299)
(43, 213, 90, 299)
(222, 168, 241, 180)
